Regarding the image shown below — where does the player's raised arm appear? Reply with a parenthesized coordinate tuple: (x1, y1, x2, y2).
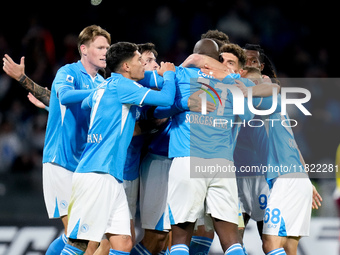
(3, 54, 51, 106)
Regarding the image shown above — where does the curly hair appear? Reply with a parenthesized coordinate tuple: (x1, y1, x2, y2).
(201, 29, 230, 48)
(219, 43, 247, 68)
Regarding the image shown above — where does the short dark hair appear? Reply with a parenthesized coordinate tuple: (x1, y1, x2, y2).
(220, 43, 247, 68)
(137, 42, 158, 58)
(244, 43, 279, 83)
(201, 29, 230, 48)
(243, 44, 265, 62)
(106, 42, 138, 72)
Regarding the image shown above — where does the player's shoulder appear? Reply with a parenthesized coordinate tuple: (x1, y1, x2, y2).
(108, 73, 142, 90)
(58, 61, 80, 72)
(55, 62, 80, 80)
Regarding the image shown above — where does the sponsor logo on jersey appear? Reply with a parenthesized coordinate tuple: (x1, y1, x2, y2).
(66, 75, 74, 83)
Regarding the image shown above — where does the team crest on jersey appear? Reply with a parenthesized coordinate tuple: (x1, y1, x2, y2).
(66, 75, 74, 83)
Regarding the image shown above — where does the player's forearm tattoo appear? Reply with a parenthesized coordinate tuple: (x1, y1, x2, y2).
(18, 74, 51, 106)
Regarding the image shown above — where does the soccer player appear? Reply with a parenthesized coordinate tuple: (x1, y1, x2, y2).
(240, 60, 322, 255)
(179, 42, 281, 255)
(258, 113, 312, 255)
(235, 66, 272, 251)
(187, 29, 229, 255)
(128, 42, 172, 255)
(61, 42, 176, 255)
(123, 42, 160, 245)
(3, 25, 111, 255)
(133, 42, 217, 255)
(236, 66, 315, 255)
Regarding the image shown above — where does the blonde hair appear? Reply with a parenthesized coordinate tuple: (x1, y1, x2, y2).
(77, 25, 111, 55)
(243, 66, 262, 76)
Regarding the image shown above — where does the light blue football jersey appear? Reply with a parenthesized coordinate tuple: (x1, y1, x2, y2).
(261, 113, 305, 186)
(236, 112, 305, 188)
(141, 67, 269, 161)
(42, 61, 105, 171)
(76, 71, 175, 182)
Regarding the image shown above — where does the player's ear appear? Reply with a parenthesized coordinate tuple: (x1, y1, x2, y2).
(122, 62, 130, 72)
(260, 63, 265, 71)
(80, 44, 88, 57)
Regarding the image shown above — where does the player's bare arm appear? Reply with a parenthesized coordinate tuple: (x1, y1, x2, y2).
(234, 79, 280, 98)
(3, 54, 51, 106)
(182, 53, 228, 72)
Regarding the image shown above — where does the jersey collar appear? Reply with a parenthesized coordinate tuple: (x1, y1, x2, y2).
(76, 61, 99, 80)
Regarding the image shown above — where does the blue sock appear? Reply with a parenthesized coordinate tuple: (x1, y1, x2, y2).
(170, 244, 189, 255)
(224, 243, 244, 255)
(189, 236, 213, 255)
(130, 242, 152, 255)
(109, 249, 130, 255)
(266, 248, 287, 255)
(60, 243, 85, 255)
(46, 234, 67, 255)
(165, 247, 170, 255)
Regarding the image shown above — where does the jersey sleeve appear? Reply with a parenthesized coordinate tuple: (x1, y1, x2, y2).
(54, 66, 77, 96)
(142, 71, 176, 107)
(54, 66, 94, 105)
(138, 70, 165, 89)
(153, 81, 188, 119)
(117, 79, 151, 106)
(81, 92, 94, 110)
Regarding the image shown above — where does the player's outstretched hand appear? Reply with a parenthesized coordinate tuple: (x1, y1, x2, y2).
(157, 61, 175, 77)
(188, 90, 216, 113)
(3, 54, 25, 81)
(312, 185, 322, 209)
